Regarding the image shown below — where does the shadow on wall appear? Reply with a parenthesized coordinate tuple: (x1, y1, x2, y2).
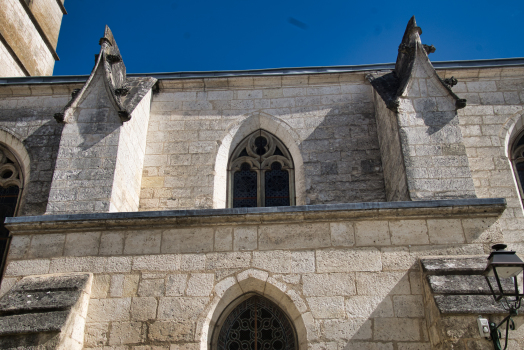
(337, 260, 425, 348)
(214, 95, 387, 208)
(22, 120, 63, 215)
(300, 103, 385, 205)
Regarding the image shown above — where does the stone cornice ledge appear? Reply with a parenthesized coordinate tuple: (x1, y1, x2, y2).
(5, 198, 506, 234)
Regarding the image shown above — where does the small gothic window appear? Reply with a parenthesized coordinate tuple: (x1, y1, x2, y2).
(0, 145, 22, 280)
(228, 130, 295, 208)
(511, 131, 524, 203)
(217, 295, 296, 350)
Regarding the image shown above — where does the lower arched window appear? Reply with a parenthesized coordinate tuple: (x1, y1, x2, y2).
(0, 145, 22, 280)
(228, 130, 295, 208)
(217, 295, 296, 350)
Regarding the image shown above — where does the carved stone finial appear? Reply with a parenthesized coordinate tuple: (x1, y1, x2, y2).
(443, 76, 458, 88)
(423, 44, 436, 54)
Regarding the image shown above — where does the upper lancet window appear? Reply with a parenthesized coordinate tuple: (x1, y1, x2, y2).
(228, 130, 295, 208)
(512, 131, 524, 202)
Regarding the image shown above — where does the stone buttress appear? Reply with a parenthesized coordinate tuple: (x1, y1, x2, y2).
(46, 26, 157, 214)
(369, 16, 476, 201)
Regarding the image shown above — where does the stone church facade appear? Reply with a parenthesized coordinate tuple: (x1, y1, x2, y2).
(0, 16, 523, 350)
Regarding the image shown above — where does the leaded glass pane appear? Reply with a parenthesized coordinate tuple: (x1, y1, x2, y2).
(265, 162, 289, 207)
(233, 163, 257, 208)
(217, 296, 296, 350)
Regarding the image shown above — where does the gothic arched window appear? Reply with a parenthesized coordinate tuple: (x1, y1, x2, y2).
(217, 295, 297, 350)
(511, 131, 524, 202)
(0, 145, 23, 280)
(228, 130, 295, 208)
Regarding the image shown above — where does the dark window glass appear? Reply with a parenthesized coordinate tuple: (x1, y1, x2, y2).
(217, 295, 296, 350)
(517, 162, 524, 191)
(0, 186, 19, 278)
(233, 163, 257, 208)
(265, 162, 289, 207)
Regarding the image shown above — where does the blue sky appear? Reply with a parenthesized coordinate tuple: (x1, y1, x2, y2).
(53, 0, 524, 76)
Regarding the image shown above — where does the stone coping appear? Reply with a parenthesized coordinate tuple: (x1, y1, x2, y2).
(1, 58, 523, 85)
(4, 198, 506, 233)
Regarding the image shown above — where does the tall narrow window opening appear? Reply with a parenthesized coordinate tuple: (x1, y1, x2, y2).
(228, 130, 295, 208)
(217, 295, 297, 350)
(0, 145, 22, 280)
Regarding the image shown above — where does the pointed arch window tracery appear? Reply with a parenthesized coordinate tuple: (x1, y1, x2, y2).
(216, 295, 297, 350)
(228, 130, 295, 208)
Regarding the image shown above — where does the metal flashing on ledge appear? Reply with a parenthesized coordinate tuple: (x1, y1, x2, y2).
(5, 198, 506, 233)
(0, 58, 523, 86)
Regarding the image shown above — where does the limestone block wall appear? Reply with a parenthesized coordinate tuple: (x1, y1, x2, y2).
(0, 0, 56, 76)
(27, 0, 64, 48)
(0, 83, 80, 215)
(0, 40, 25, 77)
(0, 200, 507, 349)
(110, 90, 152, 212)
(438, 66, 524, 245)
(141, 73, 386, 210)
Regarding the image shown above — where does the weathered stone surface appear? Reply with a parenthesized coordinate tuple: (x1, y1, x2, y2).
(420, 256, 487, 275)
(157, 297, 209, 321)
(0, 273, 91, 313)
(252, 250, 315, 273)
(259, 223, 330, 250)
(303, 273, 356, 296)
(356, 272, 411, 296)
(316, 248, 382, 273)
(345, 296, 394, 318)
(323, 319, 372, 340)
(0, 273, 92, 350)
(307, 296, 345, 318)
(374, 318, 421, 341)
(433, 295, 506, 314)
(427, 275, 513, 295)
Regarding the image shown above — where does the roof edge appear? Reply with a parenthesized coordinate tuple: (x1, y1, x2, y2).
(0, 57, 523, 85)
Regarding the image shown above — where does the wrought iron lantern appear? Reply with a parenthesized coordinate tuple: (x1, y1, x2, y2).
(483, 244, 524, 350)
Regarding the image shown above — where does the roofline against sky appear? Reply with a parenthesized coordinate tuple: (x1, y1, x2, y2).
(1, 57, 523, 86)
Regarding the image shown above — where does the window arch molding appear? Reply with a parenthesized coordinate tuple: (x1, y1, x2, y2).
(211, 292, 298, 350)
(510, 129, 524, 203)
(227, 130, 295, 208)
(213, 112, 306, 208)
